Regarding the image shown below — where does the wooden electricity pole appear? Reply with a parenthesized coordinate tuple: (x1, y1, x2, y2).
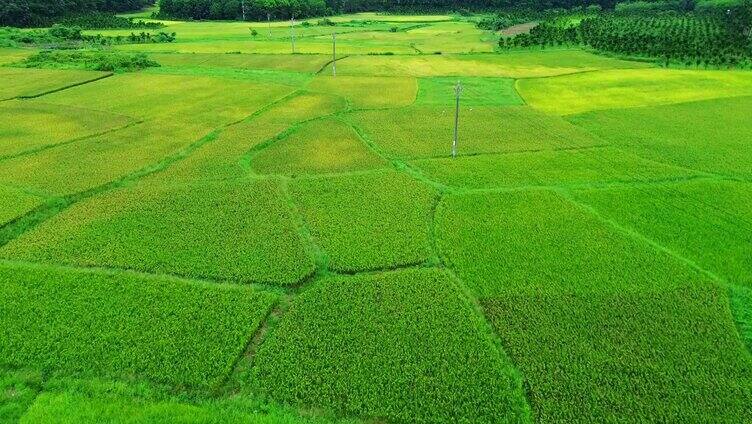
(332, 31, 336, 76)
(268, 13, 272, 37)
(290, 17, 296, 53)
(452, 81, 462, 158)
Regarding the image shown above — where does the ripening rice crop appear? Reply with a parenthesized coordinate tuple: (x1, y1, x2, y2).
(0, 179, 315, 285)
(415, 77, 523, 107)
(157, 92, 347, 183)
(0, 100, 134, 158)
(331, 50, 650, 78)
(568, 95, 752, 177)
(346, 105, 600, 159)
(148, 52, 332, 72)
(516, 68, 752, 115)
(483, 282, 752, 422)
(0, 186, 45, 227)
(0, 120, 210, 196)
(0, 47, 32, 65)
(0, 262, 278, 389)
(250, 118, 386, 176)
(0, 68, 110, 100)
(289, 171, 436, 272)
(410, 146, 701, 190)
(36, 73, 293, 125)
(572, 179, 752, 289)
(435, 189, 709, 298)
(250, 268, 530, 423)
(306, 75, 417, 109)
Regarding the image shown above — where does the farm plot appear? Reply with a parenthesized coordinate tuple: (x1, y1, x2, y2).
(250, 118, 386, 176)
(0, 262, 278, 390)
(415, 77, 523, 107)
(250, 268, 530, 423)
(0, 368, 40, 423)
(483, 282, 752, 422)
(0, 47, 34, 65)
(411, 147, 701, 190)
(148, 53, 331, 72)
(0, 68, 110, 100)
(568, 95, 752, 177)
(730, 286, 752, 352)
(289, 171, 436, 272)
(0, 120, 211, 196)
(0, 100, 134, 158)
(306, 76, 417, 109)
(435, 190, 708, 298)
(517, 68, 752, 115)
(34, 73, 293, 125)
(0, 186, 45, 227)
(0, 179, 315, 285)
(572, 180, 752, 289)
(346, 105, 601, 159)
(327, 49, 651, 77)
(159, 92, 347, 183)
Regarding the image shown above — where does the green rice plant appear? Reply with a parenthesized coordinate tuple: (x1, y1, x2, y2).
(0, 186, 45, 227)
(158, 92, 348, 183)
(250, 268, 531, 423)
(0, 262, 278, 390)
(306, 75, 417, 109)
(568, 95, 752, 177)
(0, 100, 134, 158)
(346, 105, 600, 159)
(116, 39, 416, 55)
(18, 376, 361, 424)
(0, 68, 110, 100)
(572, 180, 752, 289)
(730, 285, 752, 353)
(415, 77, 523, 107)
(410, 147, 701, 190)
(329, 50, 651, 77)
(250, 118, 386, 176)
(483, 282, 752, 422)
(436, 190, 709, 298)
(289, 171, 436, 272)
(0, 47, 33, 65)
(1, 179, 315, 285)
(0, 368, 41, 423)
(516, 68, 752, 115)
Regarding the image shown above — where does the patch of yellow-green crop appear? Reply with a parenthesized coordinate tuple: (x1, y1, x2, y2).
(411, 147, 702, 189)
(573, 179, 752, 289)
(307, 75, 417, 109)
(0, 100, 134, 158)
(0, 47, 34, 65)
(416, 77, 523, 106)
(347, 105, 600, 159)
(568, 95, 752, 177)
(518, 68, 752, 115)
(329, 50, 651, 77)
(159, 92, 347, 183)
(148, 52, 331, 72)
(0, 186, 44, 227)
(290, 171, 436, 272)
(484, 282, 752, 422)
(0, 68, 110, 100)
(436, 190, 709, 298)
(250, 118, 386, 176)
(250, 268, 530, 423)
(0, 262, 278, 390)
(0, 179, 315, 285)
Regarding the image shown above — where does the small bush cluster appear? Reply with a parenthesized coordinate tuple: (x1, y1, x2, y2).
(18, 50, 160, 72)
(57, 12, 164, 30)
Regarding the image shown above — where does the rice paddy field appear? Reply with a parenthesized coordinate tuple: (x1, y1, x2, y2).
(2, 11, 752, 424)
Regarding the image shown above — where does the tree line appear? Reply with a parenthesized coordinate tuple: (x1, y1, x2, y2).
(1, 0, 155, 27)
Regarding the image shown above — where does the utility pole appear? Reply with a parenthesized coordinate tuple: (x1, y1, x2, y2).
(332, 31, 336, 76)
(452, 81, 462, 158)
(267, 13, 271, 37)
(290, 17, 296, 54)
(241, 0, 246, 21)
